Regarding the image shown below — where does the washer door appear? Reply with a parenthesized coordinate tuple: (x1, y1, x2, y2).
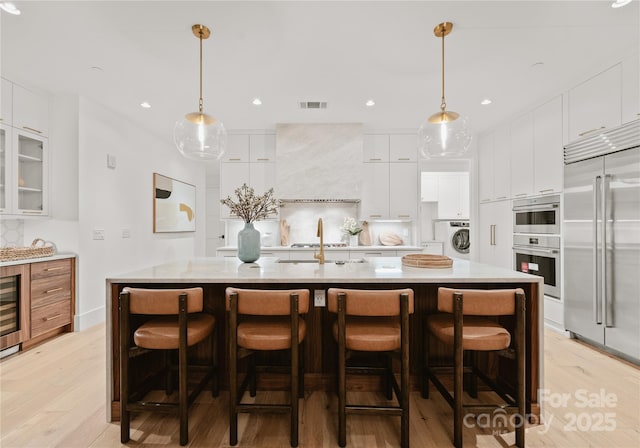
(451, 228, 470, 254)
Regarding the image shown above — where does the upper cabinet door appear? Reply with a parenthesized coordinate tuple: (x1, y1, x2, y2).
(249, 134, 276, 162)
(477, 132, 494, 203)
(389, 134, 418, 162)
(389, 162, 417, 219)
(0, 125, 11, 213)
(1, 79, 12, 127)
(568, 63, 622, 143)
(363, 134, 389, 162)
(533, 95, 563, 195)
(622, 54, 639, 125)
(510, 112, 534, 198)
(360, 162, 389, 219)
(493, 127, 511, 200)
(222, 134, 250, 162)
(12, 83, 49, 137)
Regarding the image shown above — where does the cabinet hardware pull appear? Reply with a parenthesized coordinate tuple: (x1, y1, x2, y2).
(256, 158, 270, 161)
(369, 158, 382, 161)
(45, 267, 64, 271)
(515, 193, 527, 197)
(21, 211, 43, 214)
(578, 126, 605, 137)
(397, 214, 410, 218)
(539, 189, 554, 193)
(45, 287, 63, 294)
(22, 126, 43, 134)
(369, 214, 382, 218)
(496, 196, 507, 200)
(43, 314, 63, 322)
(481, 198, 491, 202)
(228, 158, 241, 161)
(397, 158, 410, 161)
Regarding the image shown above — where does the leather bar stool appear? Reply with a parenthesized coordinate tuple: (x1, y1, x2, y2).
(422, 287, 526, 448)
(226, 287, 310, 447)
(327, 288, 414, 448)
(119, 287, 217, 446)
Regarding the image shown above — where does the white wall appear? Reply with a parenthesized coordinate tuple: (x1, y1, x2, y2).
(25, 96, 206, 331)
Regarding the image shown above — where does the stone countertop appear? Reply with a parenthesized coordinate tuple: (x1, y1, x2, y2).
(0, 252, 77, 268)
(217, 245, 424, 251)
(106, 256, 541, 285)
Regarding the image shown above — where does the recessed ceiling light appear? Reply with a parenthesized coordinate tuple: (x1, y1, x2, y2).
(611, 0, 632, 8)
(0, 2, 21, 15)
(252, 98, 262, 106)
(481, 99, 492, 106)
(365, 99, 375, 107)
(140, 102, 151, 109)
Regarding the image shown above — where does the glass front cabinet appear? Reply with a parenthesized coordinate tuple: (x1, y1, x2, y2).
(0, 126, 48, 216)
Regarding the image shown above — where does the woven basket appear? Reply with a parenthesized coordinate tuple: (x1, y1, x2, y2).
(401, 253, 453, 269)
(0, 238, 55, 262)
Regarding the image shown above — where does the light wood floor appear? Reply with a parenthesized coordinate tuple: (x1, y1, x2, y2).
(1, 324, 638, 447)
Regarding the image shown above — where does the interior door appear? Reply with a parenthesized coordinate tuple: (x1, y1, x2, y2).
(563, 156, 605, 344)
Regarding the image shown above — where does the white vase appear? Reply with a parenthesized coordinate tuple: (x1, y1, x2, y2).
(349, 235, 359, 247)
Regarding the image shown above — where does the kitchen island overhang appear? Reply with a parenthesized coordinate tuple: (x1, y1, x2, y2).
(106, 257, 543, 422)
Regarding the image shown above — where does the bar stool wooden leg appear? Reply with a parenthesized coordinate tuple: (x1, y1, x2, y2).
(119, 293, 130, 444)
(337, 292, 347, 448)
(516, 292, 526, 448)
(290, 292, 300, 447)
(179, 297, 188, 446)
(229, 293, 238, 446)
(453, 293, 464, 448)
(468, 351, 478, 399)
(400, 293, 410, 448)
(212, 324, 219, 397)
(422, 315, 430, 399)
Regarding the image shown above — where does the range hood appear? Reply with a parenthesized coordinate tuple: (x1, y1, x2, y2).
(276, 123, 363, 200)
(564, 119, 640, 164)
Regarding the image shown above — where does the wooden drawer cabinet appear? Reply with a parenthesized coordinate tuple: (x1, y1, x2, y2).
(31, 300, 71, 338)
(31, 259, 71, 280)
(31, 275, 71, 308)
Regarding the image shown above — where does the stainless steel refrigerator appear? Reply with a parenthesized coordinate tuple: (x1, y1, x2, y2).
(563, 120, 640, 363)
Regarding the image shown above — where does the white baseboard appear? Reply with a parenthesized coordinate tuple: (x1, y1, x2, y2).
(544, 319, 570, 337)
(74, 306, 105, 331)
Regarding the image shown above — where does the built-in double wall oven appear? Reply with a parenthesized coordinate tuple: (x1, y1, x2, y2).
(512, 195, 561, 299)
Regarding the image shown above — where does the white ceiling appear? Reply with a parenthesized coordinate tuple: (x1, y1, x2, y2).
(2, 1, 639, 144)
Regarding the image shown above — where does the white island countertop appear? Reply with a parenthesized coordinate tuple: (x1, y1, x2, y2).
(106, 256, 541, 285)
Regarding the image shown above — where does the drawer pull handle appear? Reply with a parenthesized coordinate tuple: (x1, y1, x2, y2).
(368, 158, 382, 161)
(45, 287, 63, 294)
(21, 211, 43, 215)
(45, 267, 64, 271)
(397, 215, 410, 218)
(369, 214, 382, 218)
(43, 314, 63, 322)
(578, 126, 605, 137)
(397, 158, 410, 161)
(256, 158, 270, 161)
(227, 158, 242, 161)
(22, 126, 43, 134)
(539, 189, 554, 193)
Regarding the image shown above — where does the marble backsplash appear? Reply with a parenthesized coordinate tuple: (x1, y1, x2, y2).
(0, 219, 24, 247)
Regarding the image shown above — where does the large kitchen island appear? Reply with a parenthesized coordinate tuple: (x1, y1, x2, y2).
(106, 256, 543, 422)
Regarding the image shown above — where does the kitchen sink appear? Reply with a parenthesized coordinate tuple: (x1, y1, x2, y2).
(277, 259, 366, 264)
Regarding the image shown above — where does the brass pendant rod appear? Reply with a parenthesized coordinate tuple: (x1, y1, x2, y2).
(440, 29, 446, 112)
(198, 27, 204, 114)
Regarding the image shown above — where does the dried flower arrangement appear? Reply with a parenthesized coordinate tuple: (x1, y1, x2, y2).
(341, 217, 363, 235)
(220, 184, 278, 223)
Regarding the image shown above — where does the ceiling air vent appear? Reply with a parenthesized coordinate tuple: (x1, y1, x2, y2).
(299, 101, 327, 109)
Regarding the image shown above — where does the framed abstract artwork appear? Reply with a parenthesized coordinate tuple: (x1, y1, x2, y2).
(153, 173, 196, 233)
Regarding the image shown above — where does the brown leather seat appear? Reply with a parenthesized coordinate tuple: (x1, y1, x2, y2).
(226, 287, 310, 448)
(119, 287, 217, 446)
(328, 288, 414, 448)
(422, 287, 526, 448)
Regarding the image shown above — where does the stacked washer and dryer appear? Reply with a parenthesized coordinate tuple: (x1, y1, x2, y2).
(434, 220, 470, 259)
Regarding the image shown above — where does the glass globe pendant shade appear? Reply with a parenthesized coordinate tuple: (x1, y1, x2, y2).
(174, 111, 227, 160)
(418, 112, 471, 158)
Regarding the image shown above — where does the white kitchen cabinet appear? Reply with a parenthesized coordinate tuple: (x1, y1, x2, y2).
(363, 134, 389, 162)
(568, 63, 622, 143)
(0, 125, 10, 212)
(350, 250, 388, 259)
(360, 162, 389, 219)
(249, 134, 276, 162)
(220, 162, 250, 218)
(622, 54, 639, 125)
(421, 242, 443, 255)
(533, 95, 563, 195)
(420, 172, 438, 202)
(1, 78, 12, 126)
(389, 134, 418, 162)
(478, 200, 512, 269)
(477, 132, 494, 203)
(12, 83, 48, 137)
(249, 162, 276, 195)
(435, 172, 469, 219)
(510, 112, 534, 198)
(221, 134, 250, 162)
(389, 162, 418, 219)
(493, 128, 510, 200)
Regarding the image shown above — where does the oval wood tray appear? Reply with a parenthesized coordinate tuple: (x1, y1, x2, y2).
(401, 254, 453, 269)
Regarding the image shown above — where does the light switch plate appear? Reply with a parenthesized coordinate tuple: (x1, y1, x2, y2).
(93, 229, 105, 240)
(314, 289, 326, 307)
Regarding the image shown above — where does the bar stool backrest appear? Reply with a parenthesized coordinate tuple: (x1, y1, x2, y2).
(225, 287, 310, 315)
(123, 287, 204, 315)
(437, 287, 522, 316)
(327, 288, 415, 316)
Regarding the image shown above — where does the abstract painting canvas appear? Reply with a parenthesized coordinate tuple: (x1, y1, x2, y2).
(153, 173, 196, 232)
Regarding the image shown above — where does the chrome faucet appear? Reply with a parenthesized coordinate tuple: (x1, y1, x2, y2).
(314, 218, 325, 264)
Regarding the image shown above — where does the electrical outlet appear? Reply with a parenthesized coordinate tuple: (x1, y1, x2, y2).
(314, 289, 326, 307)
(122, 228, 131, 238)
(92, 229, 105, 240)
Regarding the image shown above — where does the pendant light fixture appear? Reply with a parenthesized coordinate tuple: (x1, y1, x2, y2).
(174, 24, 226, 160)
(418, 22, 471, 158)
